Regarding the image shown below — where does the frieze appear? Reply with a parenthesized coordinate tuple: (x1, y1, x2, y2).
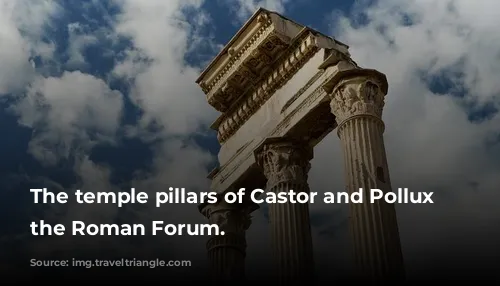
(210, 58, 360, 194)
(281, 70, 324, 113)
(271, 75, 329, 136)
(216, 31, 320, 143)
(214, 70, 330, 190)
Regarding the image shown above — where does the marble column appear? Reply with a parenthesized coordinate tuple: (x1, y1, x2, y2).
(255, 138, 315, 282)
(329, 72, 405, 280)
(200, 199, 253, 281)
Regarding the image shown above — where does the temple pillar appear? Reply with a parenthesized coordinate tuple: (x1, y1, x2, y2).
(255, 138, 315, 282)
(329, 72, 405, 280)
(200, 199, 253, 281)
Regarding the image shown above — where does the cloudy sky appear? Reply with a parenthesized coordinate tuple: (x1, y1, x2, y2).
(0, 0, 499, 281)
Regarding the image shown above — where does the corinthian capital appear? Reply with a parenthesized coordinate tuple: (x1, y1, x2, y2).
(201, 201, 252, 234)
(255, 138, 312, 190)
(330, 76, 386, 125)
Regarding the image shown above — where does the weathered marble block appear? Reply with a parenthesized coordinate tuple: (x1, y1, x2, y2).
(196, 8, 359, 194)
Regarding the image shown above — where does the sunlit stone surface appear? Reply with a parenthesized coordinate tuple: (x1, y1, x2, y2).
(196, 8, 405, 282)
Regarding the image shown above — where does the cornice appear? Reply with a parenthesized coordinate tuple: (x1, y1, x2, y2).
(196, 8, 270, 83)
(214, 29, 321, 143)
(199, 12, 280, 112)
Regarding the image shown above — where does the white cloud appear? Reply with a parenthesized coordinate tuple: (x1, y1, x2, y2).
(223, 0, 289, 22)
(306, 0, 500, 278)
(12, 71, 123, 165)
(1, 1, 124, 166)
(65, 22, 99, 68)
(112, 0, 217, 136)
(1, 0, 221, 264)
(1, 0, 499, 280)
(0, 0, 59, 94)
(107, 2, 222, 262)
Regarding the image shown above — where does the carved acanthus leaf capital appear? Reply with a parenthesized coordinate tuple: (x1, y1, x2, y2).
(330, 76, 386, 125)
(255, 139, 312, 190)
(202, 203, 252, 234)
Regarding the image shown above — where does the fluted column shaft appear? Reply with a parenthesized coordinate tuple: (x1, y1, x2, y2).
(256, 138, 315, 282)
(330, 74, 405, 281)
(201, 201, 252, 281)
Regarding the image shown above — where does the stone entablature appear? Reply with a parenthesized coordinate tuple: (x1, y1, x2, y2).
(196, 8, 349, 145)
(210, 58, 364, 195)
(198, 8, 405, 282)
(196, 8, 303, 113)
(212, 30, 319, 143)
